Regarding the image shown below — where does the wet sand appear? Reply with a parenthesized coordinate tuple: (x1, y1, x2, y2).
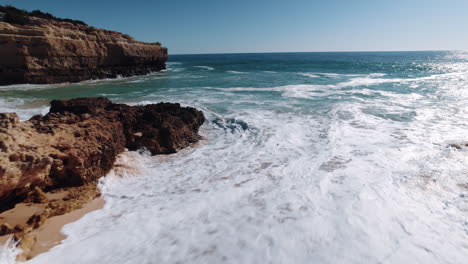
(0, 191, 104, 261)
(22, 197, 104, 259)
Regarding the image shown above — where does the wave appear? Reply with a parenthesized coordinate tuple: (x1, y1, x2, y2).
(221, 72, 462, 98)
(298, 73, 319, 78)
(22, 94, 468, 263)
(226, 70, 246, 74)
(0, 72, 167, 91)
(0, 98, 50, 120)
(315, 72, 361, 78)
(316, 72, 387, 78)
(212, 117, 251, 133)
(169, 67, 185, 72)
(0, 83, 68, 91)
(298, 72, 386, 78)
(0, 238, 19, 264)
(194, 66, 215, 71)
(369, 73, 387, 77)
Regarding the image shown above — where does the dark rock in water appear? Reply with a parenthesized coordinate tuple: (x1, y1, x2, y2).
(213, 117, 250, 133)
(0, 97, 205, 211)
(0, 15, 167, 85)
(226, 118, 250, 131)
(111, 102, 205, 154)
(448, 142, 468, 150)
(49, 97, 113, 115)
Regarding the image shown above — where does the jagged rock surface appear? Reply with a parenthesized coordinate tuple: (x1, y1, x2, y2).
(0, 97, 205, 211)
(0, 17, 167, 85)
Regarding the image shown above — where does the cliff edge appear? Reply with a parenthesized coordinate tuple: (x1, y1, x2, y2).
(0, 7, 168, 85)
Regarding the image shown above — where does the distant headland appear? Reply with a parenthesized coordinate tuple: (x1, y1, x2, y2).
(0, 5, 167, 85)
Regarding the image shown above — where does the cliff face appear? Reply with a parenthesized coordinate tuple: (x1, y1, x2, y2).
(0, 17, 168, 85)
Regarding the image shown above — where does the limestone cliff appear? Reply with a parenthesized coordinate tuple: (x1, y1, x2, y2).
(0, 16, 168, 85)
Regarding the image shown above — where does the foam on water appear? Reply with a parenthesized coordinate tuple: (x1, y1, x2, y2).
(0, 83, 70, 91)
(0, 240, 20, 264)
(220, 71, 468, 99)
(194, 66, 215, 71)
(0, 98, 49, 120)
(24, 95, 468, 264)
(1, 51, 467, 263)
(298, 73, 320, 78)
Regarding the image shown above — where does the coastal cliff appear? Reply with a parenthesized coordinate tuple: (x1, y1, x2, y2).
(0, 98, 205, 259)
(0, 13, 167, 85)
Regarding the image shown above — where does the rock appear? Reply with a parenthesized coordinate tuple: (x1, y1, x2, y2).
(24, 186, 48, 204)
(49, 97, 113, 115)
(109, 102, 206, 154)
(448, 142, 468, 150)
(0, 16, 167, 85)
(0, 97, 205, 211)
(0, 113, 19, 129)
(0, 222, 12, 236)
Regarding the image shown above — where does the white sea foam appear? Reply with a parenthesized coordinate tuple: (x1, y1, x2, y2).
(2, 54, 468, 264)
(298, 73, 320, 78)
(0, 83, 68, 91)
(226, 70, 246, 74)
(0, 72, 166, 91)
(316, 72, 362, 77)
(169, 67, 186, 72)
(0, 239, 20, 264)
(369, 73, 387, 77)
(22, 94, 468, 263)
(0, 98, 49, 120)
(221, 72, 465, 98)
(194, 66, 215, 70)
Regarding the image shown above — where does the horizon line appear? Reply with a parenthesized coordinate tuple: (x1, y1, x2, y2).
(169, 49, 459, 56)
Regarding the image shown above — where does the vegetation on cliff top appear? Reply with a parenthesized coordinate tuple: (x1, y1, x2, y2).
(0, 5, 87, 26)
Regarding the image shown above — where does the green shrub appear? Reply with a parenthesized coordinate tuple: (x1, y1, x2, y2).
(0, 5, 87, 26)
(30, 10, 54, 20)
(1, 5, 29, 25)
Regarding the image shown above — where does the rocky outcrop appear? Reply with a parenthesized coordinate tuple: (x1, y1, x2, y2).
(0, 16, 167, 85)
(0, 97, 205, 211)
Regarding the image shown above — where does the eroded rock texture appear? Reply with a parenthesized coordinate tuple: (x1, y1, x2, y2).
(0, 17, 168, 85)
(0, 97, 205, 211)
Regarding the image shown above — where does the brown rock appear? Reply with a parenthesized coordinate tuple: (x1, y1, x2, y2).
(0, 222, 13, 236)
(24, 186, 49, 204)
(0, 97, 205, 211)
(0, 113, 19, 129)
(0, 17, 167, 85)
(0, 96, 205, 260)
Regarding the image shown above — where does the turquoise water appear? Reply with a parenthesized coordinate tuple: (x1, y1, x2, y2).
(1, 51, 466, 120)
(1, 51, 468, 263)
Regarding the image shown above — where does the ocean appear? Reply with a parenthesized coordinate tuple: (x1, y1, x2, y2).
(1, 51, 467, 263)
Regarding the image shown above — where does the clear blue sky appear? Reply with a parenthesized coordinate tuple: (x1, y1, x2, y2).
(2, 0, 467, 54)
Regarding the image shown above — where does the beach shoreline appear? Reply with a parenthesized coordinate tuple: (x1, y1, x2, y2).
(0, 194, 104, 261)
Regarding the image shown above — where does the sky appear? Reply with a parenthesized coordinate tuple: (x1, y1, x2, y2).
(2, 0, 468, 54)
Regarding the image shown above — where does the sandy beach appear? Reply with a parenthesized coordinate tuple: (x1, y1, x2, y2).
(0, 191, 104, 261)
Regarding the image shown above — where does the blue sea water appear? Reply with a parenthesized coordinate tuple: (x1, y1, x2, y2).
(1, 51, 468, 263)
